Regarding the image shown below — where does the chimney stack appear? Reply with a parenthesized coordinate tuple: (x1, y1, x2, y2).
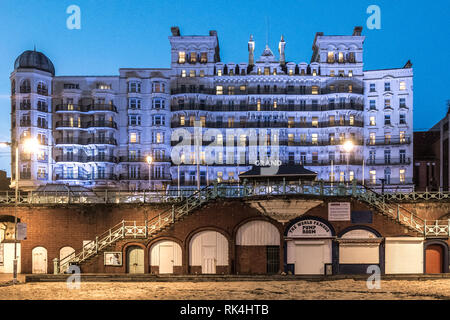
(171, 26, 180, 36)
(248, 35, 255, 66)
(278, 35, 286, 66)
(352, 26, 363, 36)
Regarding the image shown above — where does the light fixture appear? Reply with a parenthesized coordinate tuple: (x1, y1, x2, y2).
(343, 140, 354, 153)
(146, 155, 153, 165)
(23, 137, 41, 154)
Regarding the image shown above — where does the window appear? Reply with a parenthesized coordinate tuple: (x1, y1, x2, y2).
(228, 86, 235, 95)
(329, 133, 335, 144)
(369, 100, 376, 110)
(229, 69, 234, 76)
(128, 82, 141, 93)
(152, 98, 165, 109)
(348, 85, 353, 93)
(349, 115, 354, 126)
(369, 83, 376, 92)
(154, 132, 164, 144)
(340, 172, 345, 182)
(239, 85, 246, 92)
(328, 115, 335, 126)
(190, 52, 197, 63)
(216, 86, 223, 95)
(128, 115, 141, 126)
(273, 101, 277, 109)
(152, 115, 165, 126)
(400, 131, 406, 143)
(369, 116, 376, 126)
(97, 83, 111, 90)
(384, 99, 391, 109)
(199, 70, 205, 77)
(338, 52, 344, 63)
(329, 70, 335, 77)
(264, 67, 270, 75)
(257, 99, 261, 111)
(327, 51, 335, 63)
(399, 81, 406, 90)
(200, 52, 207, 63)
(369, 132, 376, 145)
(37, 82, 48, 95)
(312, 152, 318, 164)
(349, 171, 354, 181)
(384, 149, 391, 164)
(180, 116, 185, 126)
(399, 114, 406, 125)
(153, 82, 165, 93)
(217, 69, 222, 76)
(348, 70, 353, 77)
(311, 86, 319, 95)
(399, 98, 406, 108)
(128, 98, 141, 109)
(384, 168, 391, 184)
(400, 150, 406, 164)
(178, 51, 186, 64)
(312, 69, 317, 76)
(311, 133, 318, 145)
(384, 133, 391, 144)
(384, 114, 391, 125)
(311, 117, 318, 127)
(130, 132, 138, 143)
(289, 69, 293, 76)
(370, 170, 377, 184)
(384, 82, 391, 91)
(399, 169, 406, 183)
(181, 70, 186, 77)
(217, 171, 223, 183)
(189, 70, 195, 77)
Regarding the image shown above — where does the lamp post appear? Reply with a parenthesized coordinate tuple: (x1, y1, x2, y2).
(146, 155, 152, 194)
(0, 137, 40, 284)
(343, 140, 354, 186)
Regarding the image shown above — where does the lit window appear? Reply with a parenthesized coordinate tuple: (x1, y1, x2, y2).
(217, 134, 223, 144)
(338, 52, 344, 63)
(348, 85, 353, 93)
(200, 52, 207, 63)
(181, 70, 186, 77)
(349, 115, 354, 126)
(178, 52, 186, 64)
(264, 67, 270, 75)
(370, 116, 376, 126)
(228, 86, 235, 95)
(349, 171, 354, 181)
(312, 69, 317, 76)
(288, 133, 294, 143)
(273, 69, 277, 75)
(217, 69, 222, 76)
(399, 169, 406, 183)
(229, 69, 234, 76)
(130, 132, 138, 143)
(257, 99, 261, 111)
(330, 70, 335, 77)
(180, 116, 185, 126)
(289, 69, 293, 76)
(200, 116, 206, 127)
(311, 86, 319, 95)
(400, 131, 406, 143)
(240, 134, 246, 146)
(240, 85, 246, 92)
(340, 172, 345, 182)
(311, 133, 318, 144)
(370, 170, 377, 184)
(216, 86, 223, 95)
(257, 68, 262, 75)
(200, 70, 205, 77)
(217, 171, 223, 183)
(369, 132, 376, 145)
(327, 51, 335, 63)
(312, 117, 318, 127)
(288, 117, 294, 128)
(156, 132, 163, 143)
(273, 101, 277, 109)
(329, 115, 335, 125)
(399, 81, 406, 90)
(384, 99, 391, 108)
(190, 52, 197, 63)
(348, 70, 353, 77)
(189, 70, 195, 77)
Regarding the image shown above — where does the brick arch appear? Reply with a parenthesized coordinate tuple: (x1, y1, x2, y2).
(121, 242, 148, 274)
(184, 226, 232, 274)
(337, 225, 382, 238)
(424, 240, 449, 274)
(147, 236, 184, 275)
(232, 216, 282, 242)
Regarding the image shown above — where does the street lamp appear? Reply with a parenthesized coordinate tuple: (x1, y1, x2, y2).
(343, 140, 354, 185)
(0, 137, 40, 284)
(146, 155, 152, 192)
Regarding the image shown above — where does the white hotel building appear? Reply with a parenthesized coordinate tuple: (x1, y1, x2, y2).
(9, 26, 413, 191)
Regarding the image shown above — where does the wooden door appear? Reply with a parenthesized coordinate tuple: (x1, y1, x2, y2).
(426, 244, 443, 274)
(128, 247, 144, 274)
(32, 247, 47, 274)
(159, 245, 174, 274)
(202, 246, 216, 274)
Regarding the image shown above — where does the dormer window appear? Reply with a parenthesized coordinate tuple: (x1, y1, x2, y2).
(190, 52, 197, 63)
(264, 67, 270, 75)
(178, 51, 186, 64)
(312, 69, 317, 76)
(200, 52, 207, 63)
(97, 84, 111, 90)
(217, 69, 222, 76)
(289, 69, 293, 76)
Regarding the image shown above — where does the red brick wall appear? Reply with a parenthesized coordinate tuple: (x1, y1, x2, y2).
(0, 196, 423, 274)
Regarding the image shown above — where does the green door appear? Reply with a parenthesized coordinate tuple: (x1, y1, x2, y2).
(128, 247, 144, 274)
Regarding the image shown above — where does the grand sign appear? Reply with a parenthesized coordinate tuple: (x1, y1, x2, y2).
(287, 219, 332, 238)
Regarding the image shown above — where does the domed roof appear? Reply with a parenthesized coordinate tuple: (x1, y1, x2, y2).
(14, 50, 55, 75)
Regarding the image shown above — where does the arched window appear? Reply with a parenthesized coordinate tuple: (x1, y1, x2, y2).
(37, 81, 48, 96)
(20, 79, 31, 93)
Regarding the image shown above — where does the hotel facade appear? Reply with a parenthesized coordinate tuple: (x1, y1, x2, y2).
(10, 26, 413, 191)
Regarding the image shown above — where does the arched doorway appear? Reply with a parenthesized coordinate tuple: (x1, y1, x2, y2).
(425, 244, 444, 274)
(189, 230, 228, 274)
(284, 217, 335, 275)
(127, 246, 144, 274)
(235, 220, 280, 274)
(150, 240, 182, 274)
(59, 246, 75, 262)
(32, 247, 47, 274)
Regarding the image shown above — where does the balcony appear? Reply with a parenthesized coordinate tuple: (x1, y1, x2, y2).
(366, 136, 411, 146)
(118, 173, 172, 181)
(55, 121, 88, 129)
(55, 155, 117, 163)
(55, 104, 118, 113)
(20, 120, 31, 127)
(87, 137, 117, 145)
(55, 173, 117, 181)
(118, 156, 171, 163)
(20, 103, 31, 110)
(20, 172, 31, 179)
(365, 157, 411, 165)
(19, 86, 31, 93)
(88, 121, 117, 129)
(37, 173, 48, 180)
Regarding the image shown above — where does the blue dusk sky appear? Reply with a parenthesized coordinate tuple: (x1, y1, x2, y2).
(0, 0, 449, 175)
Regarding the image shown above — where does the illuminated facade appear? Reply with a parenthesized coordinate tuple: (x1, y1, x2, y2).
(10, 26, 413, 190)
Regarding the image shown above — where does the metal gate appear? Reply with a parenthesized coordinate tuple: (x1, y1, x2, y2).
(266, 246, 279, 274)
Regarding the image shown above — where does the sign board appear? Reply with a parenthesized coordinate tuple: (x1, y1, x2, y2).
(17, 223, 27, 240)
(104, 252, 122, 266)
(287, 219, 332, 238)
(328, 202, 351, 221)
